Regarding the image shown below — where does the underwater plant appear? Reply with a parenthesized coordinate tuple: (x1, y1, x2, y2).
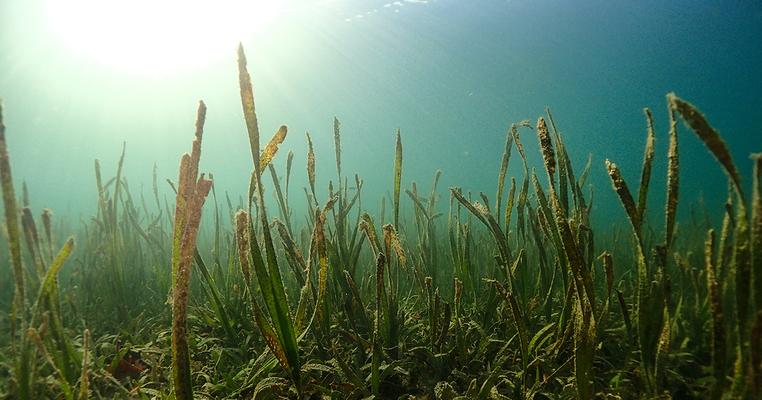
(0, 47, 761, 400)
(169, 100, 213, 400)
(1, 102, 82, 400)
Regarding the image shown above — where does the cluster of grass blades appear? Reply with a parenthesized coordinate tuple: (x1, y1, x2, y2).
(1, 46, 761, 399)
(1, 102, 86, 399)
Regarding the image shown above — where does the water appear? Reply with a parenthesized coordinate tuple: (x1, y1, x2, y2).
(2, 0, 760, 220)
(1, 0, 762, 398)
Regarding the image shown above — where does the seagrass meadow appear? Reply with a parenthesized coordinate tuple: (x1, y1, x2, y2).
(4, 2, 762, 399)
(0, 39, 760, 399)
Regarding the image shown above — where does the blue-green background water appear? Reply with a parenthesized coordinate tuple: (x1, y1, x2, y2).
(1, 0, 761, 228)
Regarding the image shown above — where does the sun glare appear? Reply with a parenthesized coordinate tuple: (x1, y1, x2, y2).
(47, 0, 281, 75)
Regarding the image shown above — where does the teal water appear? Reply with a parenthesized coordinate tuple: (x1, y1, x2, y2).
(1, 0, 761, 225)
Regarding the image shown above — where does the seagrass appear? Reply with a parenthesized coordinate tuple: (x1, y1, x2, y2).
(496, 127, 514, 224)
(669, 93, 744, 201)
(605, 160, 641, 237)
(718, 187, 734, 282)
(751, 153, 762, 311)
(78, 329, 89, 400)
(286, 150, 294, 199)
(261, 125, 287, 171)
(235, 210, 251, 283)
(4, 43, 762, 399)
(547, 110, 574, 214)
(394, 128, 403, 228)
(705, 229, 726, 399)
(360, 212, 382, 255)
(752, 312, 762, 397)
(21, 182, 28, 207)
(237, 45, 302, 391)
(333, 117, 341, 180)
(573, 299, 595, 400)
(268, 165, 292, 235)
(602, 252, 613, 297)
(596, 251, 614, 329)
(28, 328, 72, 399)
(41, 208, 53, 260)
(550, 187, 593, 310)
(450, 188, 512, 278)
(746, 212, 762, 394)
(20, 207, 43, 275)
(170, 101, 213, 400)
(372, 252, 385, 395)
(637, 108, 656, 224)
(274, 219, 307, 287)
(16, 235, 76, 400)
(0, 102, 25, 315)
(390, 227, 407, 270)
(536, 117, 556, 188)
(310, 199, 333, 332)
(20, 204, 76, 385)
(516, 175, 529, 239)
(668, 93, 753, 394)
(665, 105, 680, 247)
(427, 169, 442, 215)
(505, 177, 516, 233)
(29, 236, 74, 323)
(306, 132, 316, 202)
(730, 187, 752, 396)
(491, 280, 528, 373)
(237, 44, 261, 169)
(531, 172, 563, 255)
(110, 143, 126, 237)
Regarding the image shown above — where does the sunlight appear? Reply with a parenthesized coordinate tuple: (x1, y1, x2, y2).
(47, 0, 282, 75)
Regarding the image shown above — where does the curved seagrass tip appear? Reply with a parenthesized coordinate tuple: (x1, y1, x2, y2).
(668, 91, 745, 204)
